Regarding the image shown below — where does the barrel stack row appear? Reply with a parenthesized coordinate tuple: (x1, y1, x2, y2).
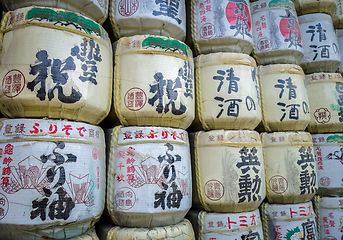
(0, 0, 113, 239)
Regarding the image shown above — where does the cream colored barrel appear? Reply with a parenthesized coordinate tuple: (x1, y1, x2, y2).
(251, 0, 304, 65)
(261, 201, 318, 240)
(109, 0, 186, 41)
(338, 30, 343, 73)
(97, 219, 194, 240)
(0, 118, 106, 240)
(262, 132, 318, 204)
(186, 209, 263, 240)
(299, 13, 341, 74)
(107, 126, 192, 228)
(194, 53, 261, 131)
(259, 64, 310, 132)
(319, 197, 343, 239)
(306, 73, 343, 133)
(333, 0, 343, 28)
(0, 0, 108, 24)
(312, 134, 343, 197)
(191, 130, 265, 213)
(113, 35, 194, 130)
(294, 0, 337, 16)
(0, 6, 113, 125)
(191, 0, 254, 55)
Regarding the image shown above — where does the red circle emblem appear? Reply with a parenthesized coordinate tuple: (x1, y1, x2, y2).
(124, 87, 147, 111)
(226, 1, 251, 33)
(269, 175, 288, 194)
(204, 180, 224, 201)
(118, 0, 139, 17)
(320, 176, 331, 187)
(279, 18, 302, 43)
(2, 69, 26, 98)
(115, 187, 136, 210)
(314, 108, 331, 124)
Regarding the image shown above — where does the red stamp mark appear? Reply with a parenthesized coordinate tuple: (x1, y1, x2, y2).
(118, 0, 139, 17)
(257, 37, 272, 51)
(97, 0, 105, 8)
(204, 180, 224, 201)
(314, 108, 331, 124)
(124, 87, 147, 111)
(0, 193, 9, 220)
(225, 1, 251, 33)
(269, 175, 288, 194)
(320, 176, 331, 187)
(200, 23, 215, 39)
(2, 69, 25, 98)
(115, 187, 136, 210)
(92, 148, 99, 160)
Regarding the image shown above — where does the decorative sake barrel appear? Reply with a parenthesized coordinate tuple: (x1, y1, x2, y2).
(0, 6, 112, 125)
(338, 30, 343, 73)
(333, 0, 343, 28)
(294, 0, 337, 16)
(261, 201, 318, 240)
(191, 0, 254, 55)
(191, 130, 265, 213)
(306, 73, 343, 133)
(319, 197, 343, 239)
(107, 126, 192, 228)
(113, 35, 194, 130)
(69, 227, 99, 240)
(251, 0, 304, 65)
(97, 219, 194, 240)
(186, 209, 264, 240)
(193, 53, 261, 131)
(0, 0, 108, 24)
(109, 0, 186, 41)
(259, 64, 310, 132)
(262, 132, 318, 204)
(0, 118, 106, 240)
(299, 13, 341, 74)
(312, 134, 343, 197)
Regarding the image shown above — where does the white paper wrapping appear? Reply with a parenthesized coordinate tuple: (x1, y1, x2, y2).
(194, 53, 261, 131)
(251, 0, 304, 65)
(97, 219, 195, 240)
(261, 201, 318, 240)
(306, 73, 343, 133)
(0, 6, 113, 125)
(109, 0, 186, 41)
(187, 209, 264, 240)
(312, 134, 343, 197)
(259, 64, 310, 132)
(299, 13, 341, 73)
(0, 118, 106, 240)
(112, 35, 194, 130)
(262, 132, 318, 204)
(107, 126, 192, 228)
(191, 130, 266, 213)
(319, 197, 343, 240)
(0, 0, 108, 24)
(191, 0, 254, 55)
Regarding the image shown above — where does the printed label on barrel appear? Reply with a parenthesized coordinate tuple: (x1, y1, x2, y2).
(113, 127, 191, 213)
(320, 202, 343, 239)
(196, 0, 253, 44)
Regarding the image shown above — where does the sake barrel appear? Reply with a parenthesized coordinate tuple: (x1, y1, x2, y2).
(299, 13, 341, 74)
(193, 53, 261, 131)
(107, 126, 192, 228)
(319, 197, 343, 239)
(259, 64, 310, 132)
(294, 0, 337, 16)
(333, 0, 343, 28)
(190, 130, 266, 213)
(0, 118, 106, 240)
(0, 0, 108, 24)
(109, 0, 186, 41)
(312, 134, 343, 197)
(251, 0, 304, 65)
(0, 6, 113, 125)
(261, 201, 318, 240)
(113, 35, 194, 130)
(186, 209, 263, 240)
(190, 0, 254, 55)
(262, 132, 318, 204)
(306, 73, 343, 133)
(338, 30, 343, 73)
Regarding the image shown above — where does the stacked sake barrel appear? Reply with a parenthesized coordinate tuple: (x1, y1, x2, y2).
(187, 1, 266, 239)
(249, 0, 321, 238)
(0, 2, 112, 239)
(100, 1, 195, 239)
